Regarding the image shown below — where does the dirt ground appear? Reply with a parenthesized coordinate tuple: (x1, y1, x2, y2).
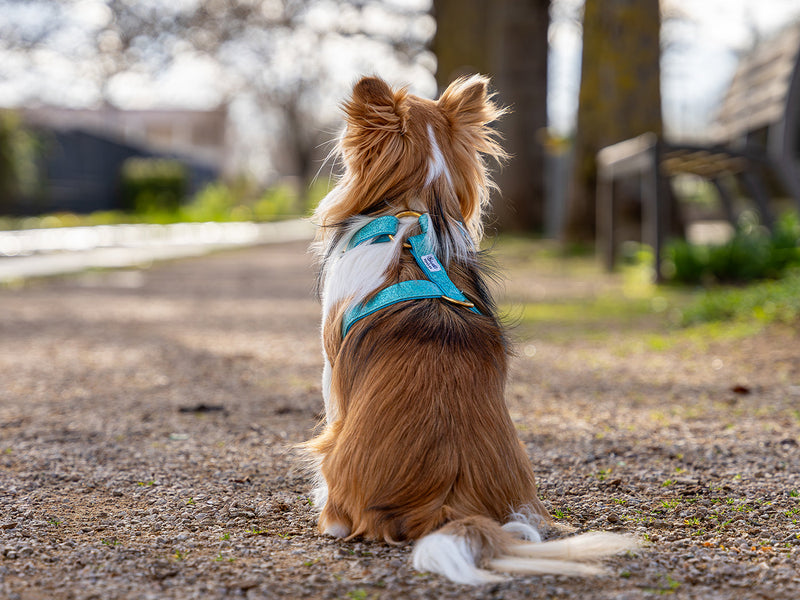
(1, 239, 799, 599)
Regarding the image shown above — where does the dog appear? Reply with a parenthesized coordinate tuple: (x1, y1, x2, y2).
(304, 75, 636, 584)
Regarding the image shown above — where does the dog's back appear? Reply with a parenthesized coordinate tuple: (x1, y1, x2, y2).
(311, 240, 546, 542)
(305, 75, 636, 584)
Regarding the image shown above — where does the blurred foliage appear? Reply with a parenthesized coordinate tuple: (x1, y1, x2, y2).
(120, 158, 188, 214)
(663, 212, 800, 285)
(178, 179, 313, 223)
(0, 111, 40, 211)
(0, 1, 433, 198)
(0, 176, 330, 230)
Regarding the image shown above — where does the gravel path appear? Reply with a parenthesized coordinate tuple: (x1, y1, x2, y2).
(1, 240, 799, 599)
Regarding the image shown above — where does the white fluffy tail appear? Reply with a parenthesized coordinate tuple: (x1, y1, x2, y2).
(412, 517, 638, 585)
(412, 532, 508, 585)
(488, 531, 638, 577)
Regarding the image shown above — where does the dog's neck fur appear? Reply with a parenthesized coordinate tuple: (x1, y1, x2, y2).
(313, 75, 505, 243)
(313, 75, 505, 317)
(317, 208, 476, 323)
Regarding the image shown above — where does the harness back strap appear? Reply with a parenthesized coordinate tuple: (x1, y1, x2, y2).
(341, 213, 480, 338)
(346, 215, 398, 250)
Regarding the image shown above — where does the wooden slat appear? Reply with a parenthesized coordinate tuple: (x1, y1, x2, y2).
(661, 149, 747, 177)
(712, 24, 800, 141)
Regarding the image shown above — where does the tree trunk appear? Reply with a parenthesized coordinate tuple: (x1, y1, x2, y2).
(564, 0, 662, 243)
(433, 0, 550, 233)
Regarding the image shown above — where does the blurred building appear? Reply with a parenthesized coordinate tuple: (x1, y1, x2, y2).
(10, 106, 231, 215)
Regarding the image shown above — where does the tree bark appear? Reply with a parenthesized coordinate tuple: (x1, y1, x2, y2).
(433, 0, 550, 233)
(565, 0, 662, 243)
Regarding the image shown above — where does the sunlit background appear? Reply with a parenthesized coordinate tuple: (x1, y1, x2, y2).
(0, 0, 799, 282)
(0, 0, 437, 184)
(552, 0, 800, 137)
(3, 0, 799, 182)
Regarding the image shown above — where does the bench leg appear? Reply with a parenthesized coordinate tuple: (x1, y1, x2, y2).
(774, 158, 800, 214)
(596, 175, 615, 272)
(711, 177, 737, 226)
(739, 168, 775, 231)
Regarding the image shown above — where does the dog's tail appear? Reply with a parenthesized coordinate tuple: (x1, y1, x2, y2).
(411, 515, 638, 585)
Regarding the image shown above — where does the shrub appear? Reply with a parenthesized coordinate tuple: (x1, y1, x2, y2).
(180, 181, 239, 222)
(120, 158, 188, 215)
(705, 226, 772, 283)
(0, 111, 39, 213)
(664, 211, 800, 285)
(664, 239, 708, 285)
(252, 184, 296, 220)
(180, 180, 300, 222)
(768, 211, 800, 273)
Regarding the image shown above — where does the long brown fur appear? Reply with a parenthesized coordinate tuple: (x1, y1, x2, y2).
(305, 75, 635, 581)
(307, 74, 548, 544)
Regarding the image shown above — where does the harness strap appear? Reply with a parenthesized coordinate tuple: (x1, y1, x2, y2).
(406, 214, 474, 306)
(346, 215, 398, 250)
(341, 213, 479, 338)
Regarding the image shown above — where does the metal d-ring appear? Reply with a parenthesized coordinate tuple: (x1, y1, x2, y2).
(395, 210, 422, 219)
(389, 210, 420, 248)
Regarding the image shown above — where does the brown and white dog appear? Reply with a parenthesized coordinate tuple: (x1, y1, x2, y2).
(305, 75, 635, 584)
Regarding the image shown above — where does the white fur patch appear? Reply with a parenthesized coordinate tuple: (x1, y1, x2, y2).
(321, 357, 335, 423)
(412, 533, 506, 585)
(321, 218, 415, 320)
(509, 531, 638, 561)
(503, 508, 544, 542)
(502, 520, 541, 543)
(312, 479, 328, 511)
(425, 124, 453, 187)
(323, 521, 351, 539)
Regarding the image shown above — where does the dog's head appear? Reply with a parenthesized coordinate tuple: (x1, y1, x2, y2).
(315, 75, 506, 243)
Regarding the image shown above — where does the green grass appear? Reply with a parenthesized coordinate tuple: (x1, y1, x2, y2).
(0, 179, 331, 231)
(643, 320, 763, 351)
(495, 236, 799, 345)
(645, 573, 682, 594)
(680, 270, 800, 325)
(512, 296, 656, 324)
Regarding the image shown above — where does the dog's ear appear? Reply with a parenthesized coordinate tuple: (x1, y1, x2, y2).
(344, 76, 405, 133)
(438, 74, 500, 128)
(352, 77, 394, 107)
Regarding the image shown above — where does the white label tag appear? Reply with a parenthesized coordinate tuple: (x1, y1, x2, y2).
(421, 254, 441, 272)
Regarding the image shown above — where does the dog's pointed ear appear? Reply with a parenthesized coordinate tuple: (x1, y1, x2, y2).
(438, 75, 500, 127)
(352, 76, 394, 107)
(344, 76, 406, 133)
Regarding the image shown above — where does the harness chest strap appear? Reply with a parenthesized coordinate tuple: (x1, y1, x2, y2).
(341, 213, 480, 338)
